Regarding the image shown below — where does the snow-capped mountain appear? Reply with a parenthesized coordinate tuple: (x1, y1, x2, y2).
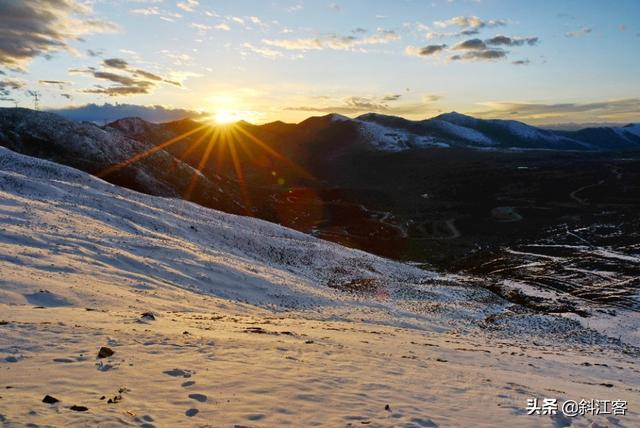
(0, 108, 246, 214)
(350, 112, 640, 151)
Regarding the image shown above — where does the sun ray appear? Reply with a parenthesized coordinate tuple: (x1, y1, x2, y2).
(232, 125, 315, 181)
(184, 127, 221, 200)
(177, 126, 216, 164)
(97, 123, 210, 178)
(227, 130, 252, 213)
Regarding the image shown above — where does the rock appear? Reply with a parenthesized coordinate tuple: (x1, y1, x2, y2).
(69, 405, 89, 412)
(185, 408, 199, 417)
(97, 347, 114, 359)
(141, 312, 155, 321)
(42, 395, 59, 404)
(385, 404, 391, 411)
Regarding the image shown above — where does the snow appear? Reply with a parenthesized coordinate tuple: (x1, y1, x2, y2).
(431, 118, 496, 145)
(354, 120, 412, 151)
(617, 124, 640, 138)
(1, 147, 639, 426)
(329, 113, 351, 122)
(490, 119, 563, 142)
(355, 120, 451, 151)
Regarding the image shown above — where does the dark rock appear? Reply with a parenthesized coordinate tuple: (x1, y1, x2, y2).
(385, 404, 391, 411)
(141, 312, 156, 321)
(69, 405, 89, 412)
(185, 408, 199, 417)
(42, 395, 59, 404)
(97, 347, 114, 359)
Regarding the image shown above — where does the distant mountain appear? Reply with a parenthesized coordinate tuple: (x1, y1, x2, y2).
(106, 111, 640, 154)
(345, 112, 640, 151)
(1, 107, 640, 269)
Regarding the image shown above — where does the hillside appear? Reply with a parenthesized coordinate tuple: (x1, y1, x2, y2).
(1, 146, 638, 426)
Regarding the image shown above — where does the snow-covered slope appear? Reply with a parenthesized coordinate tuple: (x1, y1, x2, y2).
(0, 145, 505, 322)
(1, 147, 639, 427)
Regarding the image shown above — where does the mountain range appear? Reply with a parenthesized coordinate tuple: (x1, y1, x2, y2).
(1, 108, 639, 290)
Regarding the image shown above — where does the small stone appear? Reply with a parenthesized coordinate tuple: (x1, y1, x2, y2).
(42, 395, 59, 404)
(385, 404, 391, 411)
(69, 405, 89, 412)
(97, 347, 114, 359)
(141, 312, 155, 321)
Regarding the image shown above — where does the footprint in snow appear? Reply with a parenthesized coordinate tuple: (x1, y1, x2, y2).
(188, 393, 207, 403)
(163, 368, 192, 378)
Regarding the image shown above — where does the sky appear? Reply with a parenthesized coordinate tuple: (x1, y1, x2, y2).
(0, 0, 639, 125)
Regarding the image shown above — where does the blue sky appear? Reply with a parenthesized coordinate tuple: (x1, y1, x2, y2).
(1, 0, 639, 124)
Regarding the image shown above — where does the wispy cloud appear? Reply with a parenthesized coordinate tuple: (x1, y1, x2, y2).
(242, 43, 283, 59)
(263, 29, 400, 52)
(407, 35, 539, 63)
(434, 16, 507, 30)
(404, 44, 447, 57)
(473, 98, 640, 124)
(75, 58, 184, 97)
(177, 0, 199, 13)
(284, 93, 440, 116)
(486, 35, 538, 46)
(565, 27, 592, 38)
(0, 0, 118, 70)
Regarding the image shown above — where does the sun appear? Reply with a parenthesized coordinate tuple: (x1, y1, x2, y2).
(214, 109, 238, 124)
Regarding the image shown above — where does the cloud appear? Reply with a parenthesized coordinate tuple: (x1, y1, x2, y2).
(381, 94, 402, 102)
(434, 16, 506, 30)
(286, 2, 304, 13)
(284, 93, 439, 115)
(103, 58, 129, 69)
(472, 98, 640, 124)
(214, 23, 231, 31)
(0, 0, 118, 70)
(177, 0, 199, 12)
(242, 43, 283, 58)
(512, 59, 530, 66)
(565, 27, 592, 38)
(443, 35, 538, 62)
(130, 6, 182, 21)
(75, 60, 182, 97)
(134, 69, 163, 81)
(46, 103, 208, 123)
(130, 7, 160, 15)
(263, 29, 400, 52)
(38, 80, 71, 90)
(87, 49, 104, 57)
(450, 49, 507, 61)
(0, 78, 26, 98)
(405, 44, 447, 57)
(486, 35, 538, 46)
(453, 38, 487, 50)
